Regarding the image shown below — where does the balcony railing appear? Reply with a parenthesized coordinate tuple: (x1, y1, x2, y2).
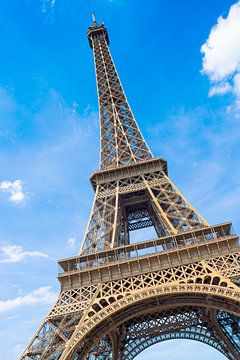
(58, 222, 237, 275)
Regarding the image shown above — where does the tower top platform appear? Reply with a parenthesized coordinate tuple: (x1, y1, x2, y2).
(87, 23, 109, 48)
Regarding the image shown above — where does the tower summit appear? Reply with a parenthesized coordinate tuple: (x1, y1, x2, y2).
(21, 18, 240, 360)
(88, 15, 109, 49)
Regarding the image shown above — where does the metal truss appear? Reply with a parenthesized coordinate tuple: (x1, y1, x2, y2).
(119, 307, 236, 359)
(78, 307, 239, 360)
(80, 168, 208, 254)
(217, 311, 240, 356)
(88, 23, 152, 169)
(21, 246, 240, 359)
(20, 18, 240, 360)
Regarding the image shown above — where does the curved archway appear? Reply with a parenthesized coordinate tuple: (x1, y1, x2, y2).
(118, 306, 228, 359)
(66, 286, 240, 360)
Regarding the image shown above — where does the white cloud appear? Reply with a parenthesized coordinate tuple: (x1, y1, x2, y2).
(72, 101, 79, 113)
(209, 83, 232, 97)
(233, 72, 240, 96)
(67, 237, 76, 249)
(0, 245, 48, 263)
(0, 180, 26, 203)
(0, 287, 57, 313)
(201, 1, 240, 100)
(41, 0, 57, 15)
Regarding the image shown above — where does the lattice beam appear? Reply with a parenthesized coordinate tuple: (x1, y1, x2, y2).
(87, 22, 152, 170)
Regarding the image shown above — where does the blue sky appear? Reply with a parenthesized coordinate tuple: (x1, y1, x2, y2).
(0, 1, 240, 359)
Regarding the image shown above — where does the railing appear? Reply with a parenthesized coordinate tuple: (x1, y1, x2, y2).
(58, 223, 237, 275)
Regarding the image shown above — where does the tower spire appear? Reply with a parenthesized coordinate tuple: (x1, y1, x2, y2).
(92, 11, 97, 26)
(87, 21, 153, 169)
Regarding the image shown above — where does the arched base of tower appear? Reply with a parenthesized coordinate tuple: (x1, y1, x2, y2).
(74, 293, 240, 360)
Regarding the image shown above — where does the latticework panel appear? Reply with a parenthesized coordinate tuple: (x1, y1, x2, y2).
(49, 285, 99, 317)
(70, 307, 240, 360)
(80, 171, 208, 254)
(217, 310, 240, 355)
(88, 24, 152, 169)
(21, 313, 82, 360)
(21, 250, 240, 360)
(21, 285, 99, 359)
(57, 252, 240, 359)
(120, 307, 234, 359)
(71, 305, 240, 360)
(85, 336, 112, 360)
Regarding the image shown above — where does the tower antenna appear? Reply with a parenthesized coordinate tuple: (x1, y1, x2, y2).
(92, 11, 97, 25)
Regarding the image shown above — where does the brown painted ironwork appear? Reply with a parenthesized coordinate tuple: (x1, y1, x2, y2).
(20, 16, 240, 360)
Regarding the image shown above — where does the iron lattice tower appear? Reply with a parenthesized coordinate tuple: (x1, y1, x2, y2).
(21, 17, 240, 360)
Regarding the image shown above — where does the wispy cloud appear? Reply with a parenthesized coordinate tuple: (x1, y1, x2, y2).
(41, 0, 57, 12)
(208, 82, 232, 97)
(0, 287, 57, 313)
(0, 180, 26, 203)
(0, 85, 99, 264)
(0, 245, 48, 263)
(67, 237, 76, 249)
(201, 1, 240, 105)
(40, 0, 58, 23)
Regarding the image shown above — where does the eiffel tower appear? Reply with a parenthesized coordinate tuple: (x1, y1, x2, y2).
(21, 15, 240, 360)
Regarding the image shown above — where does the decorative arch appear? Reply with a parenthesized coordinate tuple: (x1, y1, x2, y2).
(60, 282, 240, 359)
(119, 306, 228, 359)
